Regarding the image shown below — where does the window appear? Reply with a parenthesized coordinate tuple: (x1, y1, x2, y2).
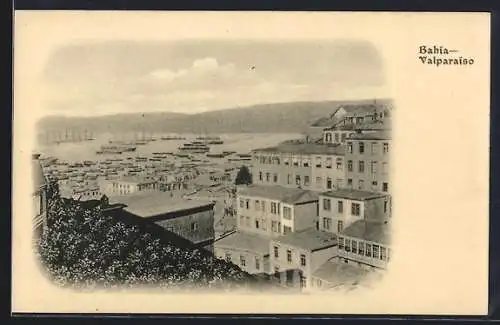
(259, 172, 263, 181)
(271, 221, 278, 232)
(303, 159, 310, 167)
(261, 201, 266, 212)
(239, 199, 244, 208)
(383, 143, 389, 154)
(300, 254, 306, 266)
(326, 158, 333, 169)
(283, 226, 292, 234)
(359, 142, 365, 154)
(371, 142, 379, 154)
(316, 177, 322, 184)
(225, 252, 232, 262)
(382, 182, 389, 192)
(323, 217, 332, 230)
(287, 250, 292, 262)
(304, 176, 310, 186)
(351, 203, 361, 216)
(338, 201, 344, 213)
(352, 240, 358, 254)
(255, 200, 260, 210)
(345, 239, 351, 252)
(337, 220, 344, 233)
(287, 174, 291, 184)
(372, 181, 378, 190)
(341, 133, 347, 142)
(274, 266, 280, 280)
(381, 247, 387, 260)
(372, 245, 380, 259)
(240, 255, 246, 267)
(387, 248, 391, 261)
(371, 161, 378, 174)
(382, 162, 389, 175)
(347, 160, 353, 172)
(293, 158, 299, 166)
(359, 242, 365, 255)
(358, 180, 364, 190)
(315, 157, 322, 168)
(283, 207, 292, 220)
(273, 173, 278, 183)
(347, 179, 353, 187)
(190, 222, 198, 231)
(300, 275, 307, 288)
(271, 202, 278, 214)
(274, 246, 279, 258)
(334, 133, 340, 143)
(295, 175, 301, 185)
(365, 244, 372, 257)
(347, 143, 353, 154)
(261, 219, 267, 230)
(284, 158, 290, 166)
(384, 199, 388, 213)
(245, 200, 250, 209)
(336, 158, 343, 170)
(339, 237, 345, 249)
(323, 198, 331, 211)
(255, 220, 260, 229)
(326, 177, 332, 189)
(266, 173, 270, 182)
(358, 161, 365, 173)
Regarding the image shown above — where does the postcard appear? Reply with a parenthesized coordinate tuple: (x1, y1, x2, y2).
(12, 11, 490, 315)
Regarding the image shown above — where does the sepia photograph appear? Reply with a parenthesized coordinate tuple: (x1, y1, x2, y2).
(13, 11, 490, 315)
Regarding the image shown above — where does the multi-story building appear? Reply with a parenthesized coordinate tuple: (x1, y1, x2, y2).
(310, 257, 368, 291)
(345, 131, 392, 194)
(100, 175, 159, 196)
(32, 155, 48, 242)
(269, 227, 337, 290)
(109, 193, 216, 252)
(337, 219, 391, 270)
(318, 189, 391, 235)
(251, 142, 346, 192)
(236, 185, 319, 237)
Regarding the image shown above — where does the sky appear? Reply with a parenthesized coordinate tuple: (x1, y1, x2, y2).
(41, 39, 388, 116)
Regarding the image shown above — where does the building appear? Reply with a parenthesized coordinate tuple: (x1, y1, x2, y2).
(337, 219, 391, 270)
(345, 131, 392, 194)
(318, 189, 391, 235)
(108, 193, 216, 252)
(214, 231, 272, 275)
(269, 227, 337, 290)
(100, 175, 159, 196)
(236, 185, 319, 237)
(251, 142, 346, 192)
(32, 156, 48, 242)
(310, 257, 369, 291)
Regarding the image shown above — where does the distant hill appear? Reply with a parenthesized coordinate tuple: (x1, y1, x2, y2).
(36, 99, 393, 135)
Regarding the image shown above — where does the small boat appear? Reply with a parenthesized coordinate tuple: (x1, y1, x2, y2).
(161, 135, 187, 140)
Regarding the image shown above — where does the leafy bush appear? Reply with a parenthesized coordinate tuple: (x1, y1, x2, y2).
(36, 182, 264, 291)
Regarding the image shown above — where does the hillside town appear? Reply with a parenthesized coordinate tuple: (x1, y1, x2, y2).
(33, 101, 393, 292)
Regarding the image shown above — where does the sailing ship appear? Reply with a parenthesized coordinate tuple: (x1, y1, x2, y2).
(178, 140, 211, 153)
(195, 135, 224, 145)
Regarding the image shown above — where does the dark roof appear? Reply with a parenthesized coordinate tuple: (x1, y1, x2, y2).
(347, 131, 392, 140)
(214, 231, 271, 254)
(253, 143, 345, 156)
(32, 159, 46, 189)
(321, 189, 389, 201)
(311, 102, 392, 127)
(108, 192, 215, 218)
(238, 185, 319, 204)
(341, 220, 391, 245)
(325, 119, 392, 131)
(312, 258, 368, 285)
(272, 227, 337, 251)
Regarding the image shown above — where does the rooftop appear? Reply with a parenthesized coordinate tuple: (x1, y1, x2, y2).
(342, 220, 391, 245)
(252, 143, 345, 156)
(273, 227, 337, 251)
(325, 119, 392, 132)
(321, 189, 389, 201)
(118, 175, 157, 184)
(312, 258, 368, 286)
(347, 131, 392, 141)
(238, 185, 319, 204)
(311, 102, 393, 127)
(214, 231, 271, 255)
(108, 192, 215, 218)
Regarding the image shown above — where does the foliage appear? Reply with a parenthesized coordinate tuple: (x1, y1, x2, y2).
(36, 182, 263, 290)
(235, 166, 252, 186)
